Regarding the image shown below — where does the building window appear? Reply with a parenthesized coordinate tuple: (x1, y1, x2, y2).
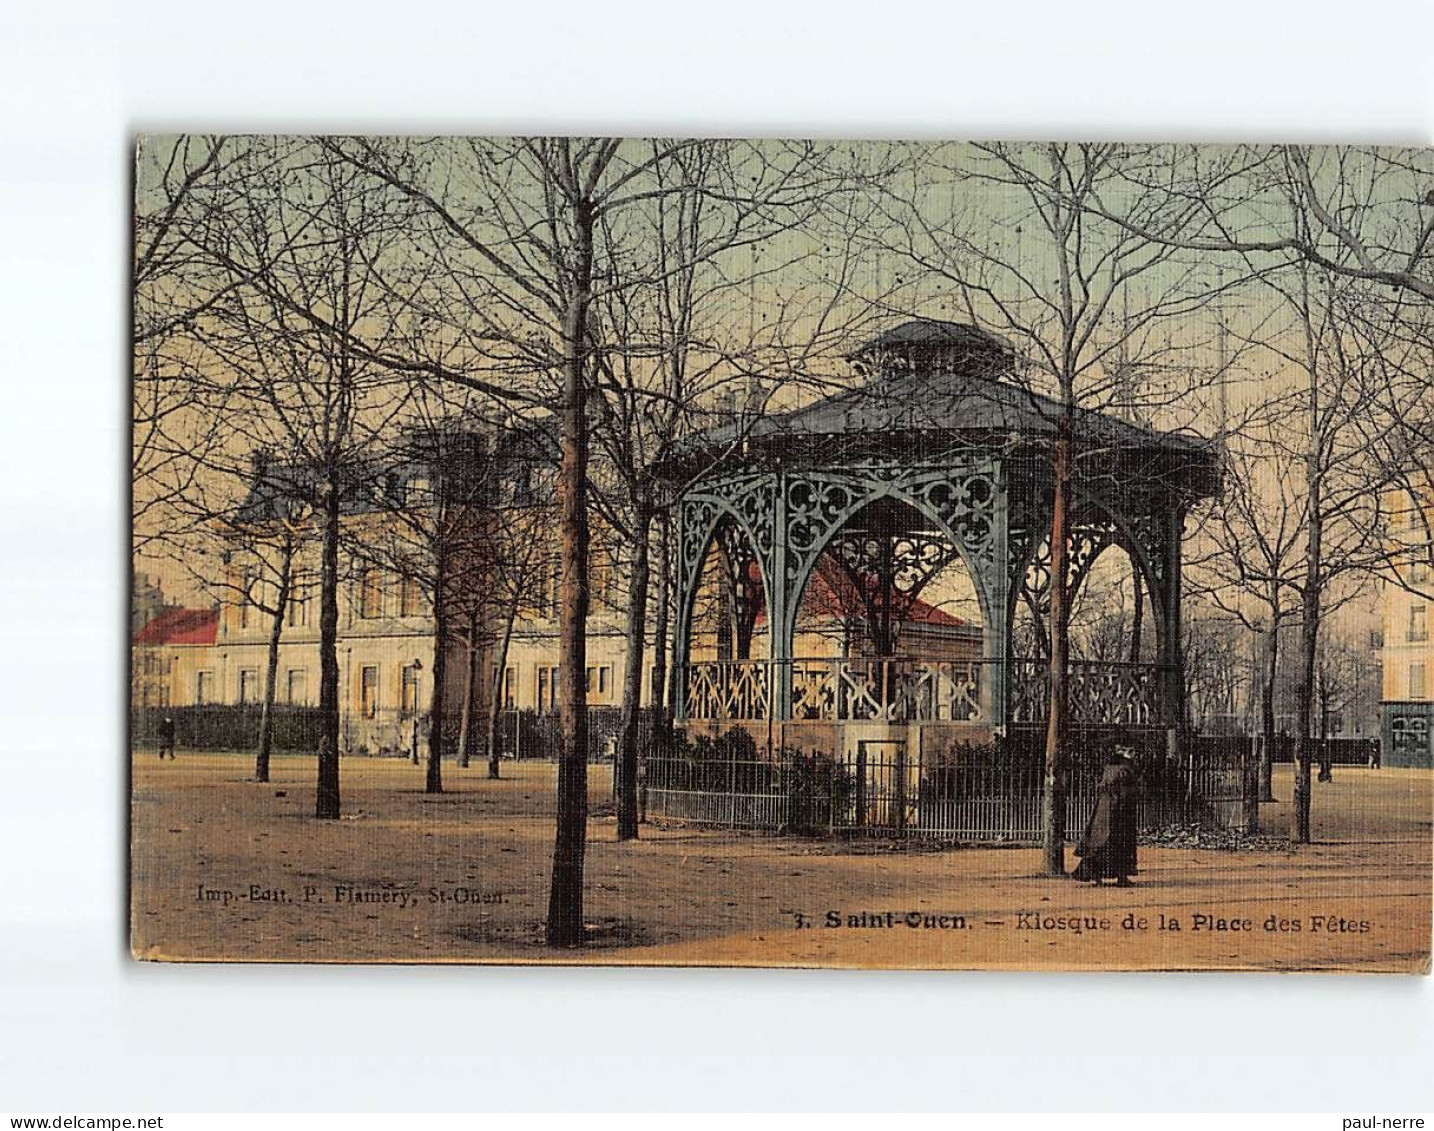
(401, 664, 421, 713)
(503, 666, 517, 710)
(360, 665, 379, 718)
(1410, 603, 1428, 644)
(544, 560, 560, 619)
(238, 669, 259, 705)
(1412, 558, 1432, 584)
(591, 556, 612, 607)
(536, 665, 560, 713)
(239, 570, 254, 629)
(286, 669, 308, 705)
(586, 664, 611, 699)
(359, 568, 383, 619)
(399, 575, 423, 618)
(1410, 663, 1428, 700)
(195, 670, 214, 705)
(286, 576, 309, 627)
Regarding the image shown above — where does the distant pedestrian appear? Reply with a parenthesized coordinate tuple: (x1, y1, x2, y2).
(1317, 733, 1335, 782)
(1071, 752, 1138, 887)
(158, 715, 176, 761)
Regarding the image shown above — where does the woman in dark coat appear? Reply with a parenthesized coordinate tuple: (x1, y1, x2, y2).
(1071, 752, 1138, 885)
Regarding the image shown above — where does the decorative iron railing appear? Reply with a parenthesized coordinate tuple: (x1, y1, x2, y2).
(790, 656, 985, 723)
(1009, 659, 1169, 728)
(682, 656, 986, 723)
(680, 656, 1172, 727)
(682, 659, 773, 721)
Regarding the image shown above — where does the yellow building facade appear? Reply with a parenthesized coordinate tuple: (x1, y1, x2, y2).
(134, 532, 658, 757)
(1381, 484, 1434, 767)
(132, 423, 667, 757)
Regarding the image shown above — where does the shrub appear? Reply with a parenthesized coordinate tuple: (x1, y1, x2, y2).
(779, 748, 854, 835)
(648, 728, 775, 794)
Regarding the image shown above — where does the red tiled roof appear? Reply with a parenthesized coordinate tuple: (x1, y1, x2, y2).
(133, 606, 219, 646)
(751, 559, 974, 630)
(904, 596, 969, 628)
(807, 560, 971, 628)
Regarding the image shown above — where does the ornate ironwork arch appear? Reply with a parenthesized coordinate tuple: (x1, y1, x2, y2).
(779, 464, 1002, 656)
(1076, 490, 1174, 646)
(674, 477, 779, 673)
(1006, 490, 1172, 654)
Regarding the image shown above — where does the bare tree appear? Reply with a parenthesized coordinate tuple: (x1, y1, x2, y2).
(1096, 148, 1432, 838)
(185, 137, 423, 819)
(217, 484, 307, 784)
(330, 136, 870, 941)
(329, 137, 647, 944)
(474, 445, 558, 779)
(1186, 430, 1305, 804)
(585, 139, 866, 841)
(133, 136, 236, 554)
(1088, 146, 1434, 302)
(1179, 613, 1251, 734)
(878, 142, 1227, 874)
(154, 451, 310, 783)
(352, 409, 494, 794)
(1262, 264, 1402, 842)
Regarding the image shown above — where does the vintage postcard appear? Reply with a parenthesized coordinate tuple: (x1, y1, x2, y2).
(130, 136, 1433, 970)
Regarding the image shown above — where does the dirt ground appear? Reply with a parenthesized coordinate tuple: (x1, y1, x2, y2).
(130, 751, 1432, 972)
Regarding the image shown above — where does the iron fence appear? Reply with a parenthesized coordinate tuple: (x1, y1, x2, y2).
(131, 703, 663, 762)
(1261, 735, 1380, 765)
(489, 707, 662, 763)
(644, 728, 1246, 842)
(132, 704, 434, 756)
(131, 704, 328, 752)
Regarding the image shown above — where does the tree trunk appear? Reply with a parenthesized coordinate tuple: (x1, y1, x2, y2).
(315, 473, 342, 820)
(1241, 731, 1261, 834)
(1128, 562, 1144, 664)
(1293, 462, 1323, 831)
(1292, 591, 1319, 843)
(616, 497, 652, 841)
(1259, 618, 1279, 802)
(1239, 623, 1262, 833)
(1292, 278, 1323, 846)
(457, 609, 479, 769)
(1317, 687, 1334, 783)
(255, 539, 294, 783)
(546, 196, 595, 948)
(426, 547, 447, 795)
(486, 602, 517, 780)
(1041, 410, 1073, 876)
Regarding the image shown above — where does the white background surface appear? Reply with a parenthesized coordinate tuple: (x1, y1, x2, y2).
(0, 0, 1431, 1112)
